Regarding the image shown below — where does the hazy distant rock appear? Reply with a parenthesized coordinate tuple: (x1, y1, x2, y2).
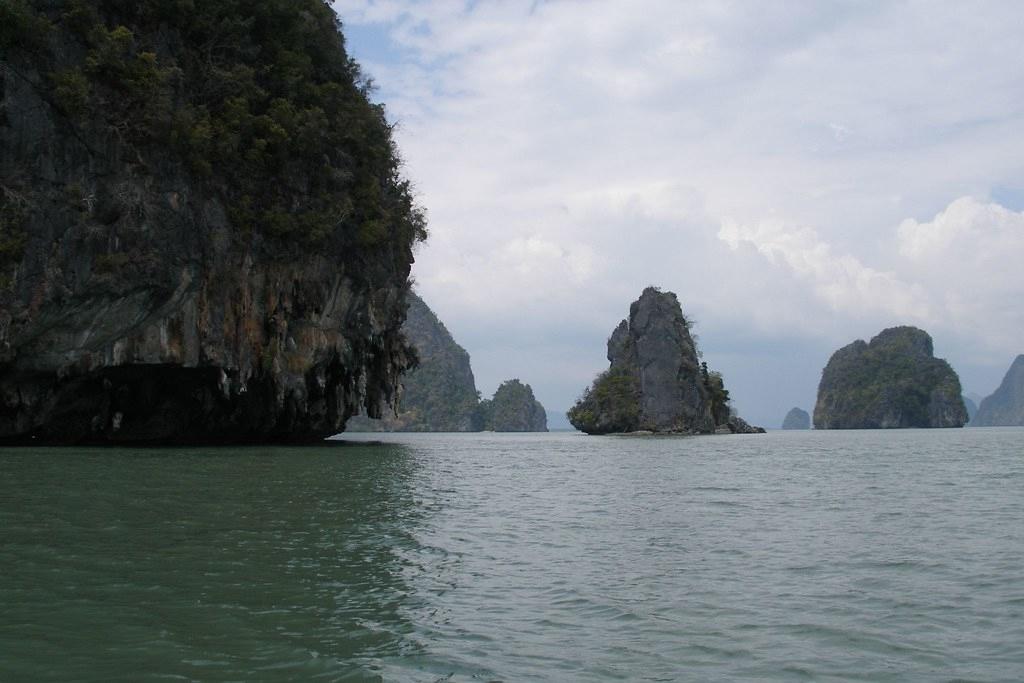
(568, 287, 762, 434)
(478, 379, 548, 432)
(814, 326, 967, 429)
(781, 407, 811, 430)
(972, 355, 1024, 426)
(347, 292, 480, 432)
(962, 396, 978, 423)
(348, 295, 550, 432)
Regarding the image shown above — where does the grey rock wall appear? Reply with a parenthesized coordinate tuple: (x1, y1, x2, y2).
(814, 326, 967, 429)
(781, 407, 811, 430)
(346, 292, 481, 432)
(568, 287, 760, 435)
(0, 12, 415, 444)
(972, 355, 1024, 426)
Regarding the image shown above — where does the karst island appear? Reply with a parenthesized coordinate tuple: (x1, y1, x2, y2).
(0, 0, 425, 444)
(568, 287, 764, 435)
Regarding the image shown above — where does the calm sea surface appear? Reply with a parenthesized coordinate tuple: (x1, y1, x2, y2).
(1, 428, 1022, 682)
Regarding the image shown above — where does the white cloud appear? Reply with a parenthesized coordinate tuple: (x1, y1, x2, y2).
(898, 196, 1024, 262)
(828, 123, 853, 143)
(718, 196, 1024, 373)
(897, 197, 1024, 353)
(718, 218, 934, 322)
(333, 0, 1024, 424)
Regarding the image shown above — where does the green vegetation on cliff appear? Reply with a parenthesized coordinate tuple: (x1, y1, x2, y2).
(2, 0, 425, 253)
(1, 1, 424, 443)
(477, 379, 547, 432)
(568, 287, 761, 435)
(814, 327, 967, 429)
(701, 362, 731, 426)
(347, 292, 480, 432)
(567, 368, 641, 434)
(347, 294, 550, 433)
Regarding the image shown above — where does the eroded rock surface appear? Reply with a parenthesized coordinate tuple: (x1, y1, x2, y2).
(814, 327, 967, 429)
(0, 2, 420, 444)
(972, 355, 1024, 426)
(346, 292, 481, 432)
(568, 287, 761, 435)
(478, 379, 547, 432)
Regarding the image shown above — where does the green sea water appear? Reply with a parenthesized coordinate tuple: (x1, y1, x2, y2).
(1, 429, 1022, 681)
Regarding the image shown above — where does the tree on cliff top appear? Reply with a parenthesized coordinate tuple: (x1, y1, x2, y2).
(1, 0, 426, 257)
(0, 0, 426, 443)
(477, 379, 548, 432)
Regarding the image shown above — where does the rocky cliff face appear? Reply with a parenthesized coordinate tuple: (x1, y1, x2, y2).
(719, 414, 766, 435)
(972, 355, 1024, 426)
(814, 327, 967, 429)
(0, 2, 422, 444)
(346, 292, 480, 432)
(781, 407, 811, 430)
(568, 287, 758, 435)
(478, 379, 547, 432)
(962, 395, 978, 423)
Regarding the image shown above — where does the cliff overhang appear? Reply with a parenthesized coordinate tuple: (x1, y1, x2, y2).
(0, 1, 422, 444)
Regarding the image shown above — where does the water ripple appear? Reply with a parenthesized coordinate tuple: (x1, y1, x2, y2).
(1, 429, 1023, 681)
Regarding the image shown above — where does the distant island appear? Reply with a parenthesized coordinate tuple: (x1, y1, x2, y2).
(971, 355, 1024, 426)
(962, 396, 978, 423)
(814, 326, 968, 429)
(347, 293, 548, 432)
(477, 379, 548, 432)
(568, 287, 763, 435)
(346, 292, 481, 432)
(781, 407, 811, 430)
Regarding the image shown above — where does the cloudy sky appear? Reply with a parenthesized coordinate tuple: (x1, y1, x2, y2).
(332, 0, 1024, 428)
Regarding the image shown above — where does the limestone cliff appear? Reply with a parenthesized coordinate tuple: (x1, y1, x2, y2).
(348, 294, 550, 432)
(962, 395, 978, 423)
(0, 1, 423, 444)
(972, 355, 1024, 426)
(568, 287, 761, 435)
(346, 292, 480, 432)
(814, 327, 967, 429)
(781, 407, 811, 430)
(719, 414, 766, 435)
(478, 379, 547, 432)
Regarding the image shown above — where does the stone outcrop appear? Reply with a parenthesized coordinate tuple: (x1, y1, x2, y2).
(348, 296, 550, 432)
(814, 327, 967, 429)
(0, 2, 421, 444)
(972, 355, 1024, 426)
(781, 407, 811, 430)
(346, 292, 480, 432)
(478, 379, 547, 432)
(568, 287, 761, 435)
(962, 396, 978, 423)
(717, 414, 767, 434)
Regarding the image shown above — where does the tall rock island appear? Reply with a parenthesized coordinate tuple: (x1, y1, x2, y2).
(568, 287, 762, 435)
(0, 1, 425, 444)
(781, 407, 811, 430)
(972, 355, 1024, 426)
(814, 327, 967, 429)
(346, 292, 481, 432)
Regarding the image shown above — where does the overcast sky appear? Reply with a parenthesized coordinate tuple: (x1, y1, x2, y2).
(332, 0, 1024, 428)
